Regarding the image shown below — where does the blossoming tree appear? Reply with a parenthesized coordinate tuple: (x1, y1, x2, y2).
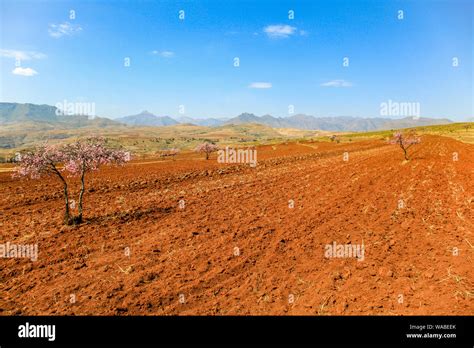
(14, 138, 130, 225)
(195, 142, 219, 160)
(390, 131, 421, 161)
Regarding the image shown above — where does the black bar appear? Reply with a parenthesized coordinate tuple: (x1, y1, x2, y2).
(0, 316, 472, 346)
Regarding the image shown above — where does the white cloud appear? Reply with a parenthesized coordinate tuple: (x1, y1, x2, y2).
(263, 24, 297, 38)
(48, 22, 82, 38)
(249, 82, 272, 89)
(151, 50, 175, 58)
(0, 49, 46, 60)
(299, 30, 308, 36)
(12, 67, 38, 76)
(160, 51, 175, 58)
(321, 79, 353, 88)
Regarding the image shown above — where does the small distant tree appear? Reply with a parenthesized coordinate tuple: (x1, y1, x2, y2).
(14, 138, 130, 225)
(390, 131, 420, 161)
(159, 148, 180, 159)
(195, 142, 219, 160)
(464, 124, 471, 132)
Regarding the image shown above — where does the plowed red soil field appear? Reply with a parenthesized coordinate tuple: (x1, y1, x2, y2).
(1, 135, 473, 315)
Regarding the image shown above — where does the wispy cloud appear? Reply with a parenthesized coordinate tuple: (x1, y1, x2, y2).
(48, 22, 82, 38)
(12, 67, 38, 76)
(321, 79, 353, 88)
(0, 49, 46, 60)
(151, 50, 175, 58)
(249, 82, 272, 89)
(263, 24, 297, 38)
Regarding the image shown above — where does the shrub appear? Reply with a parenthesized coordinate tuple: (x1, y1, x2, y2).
(159, 148, 180, 159)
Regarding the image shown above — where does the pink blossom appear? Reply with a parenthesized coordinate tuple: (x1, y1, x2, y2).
(389, 131, 421, 160)
(13, 137, 131, 224)
(194, 142, 219, 160)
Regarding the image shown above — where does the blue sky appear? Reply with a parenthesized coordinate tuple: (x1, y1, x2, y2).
(0, 0, 472, 120)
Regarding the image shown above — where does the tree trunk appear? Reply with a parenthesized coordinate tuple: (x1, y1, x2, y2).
(63, 181, 71, 224)
(50, 164, 71, 224)
(77, 164, 86, 224)
(206, 152, 209, 160)
(403, 147, 408, 160)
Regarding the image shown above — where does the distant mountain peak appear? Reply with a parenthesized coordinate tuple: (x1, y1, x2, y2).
(238, 112, 257, 117)
(115, 111, 178, 127)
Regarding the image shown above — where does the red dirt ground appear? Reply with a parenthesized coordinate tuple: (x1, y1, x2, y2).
(0, 135, 473, 315)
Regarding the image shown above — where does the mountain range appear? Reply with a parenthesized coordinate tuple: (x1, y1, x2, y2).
(0, 102, 122, 129)
(223, 113, 454, 131)
(175, 116, 226, 127)
(0, 102, 459, 132)
(115, 111, 179, 127)
(113, 111, 454, 131)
